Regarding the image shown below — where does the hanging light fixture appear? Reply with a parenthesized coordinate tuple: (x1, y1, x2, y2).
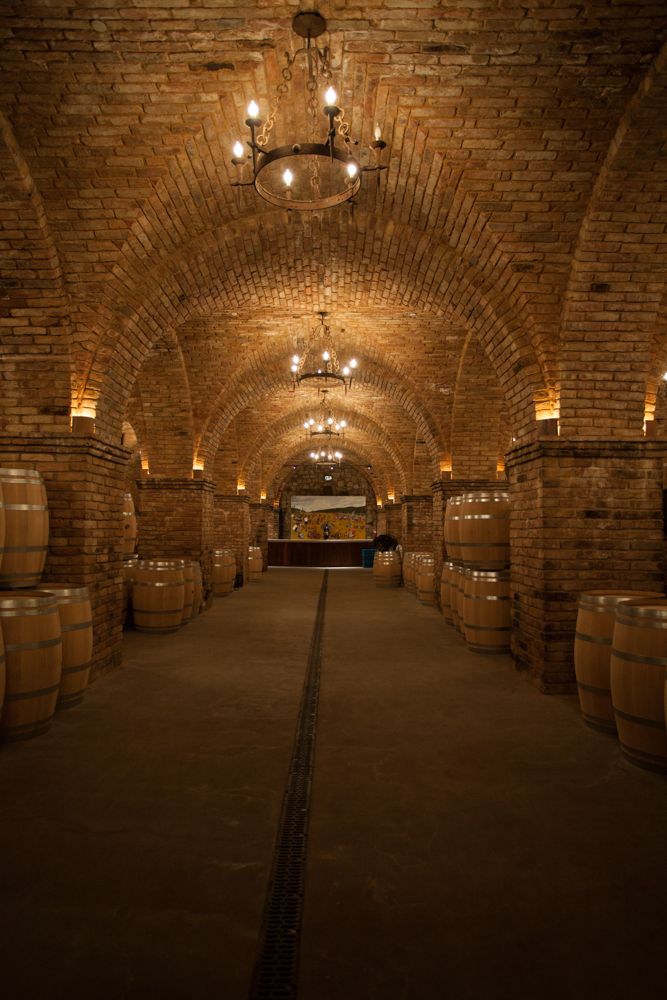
(230, 11, 387, 212)
(302, 389, 347, 438)
(291, 312, 358, 392)
(310, 448, 343, 466)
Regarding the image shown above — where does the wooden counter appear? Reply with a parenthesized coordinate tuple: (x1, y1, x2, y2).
(268, 539, 374, 568)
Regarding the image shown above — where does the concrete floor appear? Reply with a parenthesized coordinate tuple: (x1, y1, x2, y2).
(0, 568, 665, 999)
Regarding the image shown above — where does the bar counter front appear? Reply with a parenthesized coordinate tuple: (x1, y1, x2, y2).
(268, 539, 374, 568)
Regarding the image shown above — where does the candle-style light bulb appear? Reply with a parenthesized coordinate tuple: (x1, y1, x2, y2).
(283, 168, 293, 187)
(342, 366, 350, 376)
(374, 123, 382, 142)
(340, 420, 347, 428)
(303, 422, 309, 430)
(292, 355, 300, 365)
(324, 87, 337, 106)
(347, 162, 358, 178)
(349, 358, 358, 369)
(247, 100, 259, 118)
(233, 141, 244, 158)
(322, 350, 330, 362)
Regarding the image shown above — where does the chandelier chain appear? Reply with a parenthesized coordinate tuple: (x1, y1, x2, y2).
(256, 54, 294, 148)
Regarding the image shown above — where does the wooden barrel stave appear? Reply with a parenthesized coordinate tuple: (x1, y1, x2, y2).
(0, 469, 49, 589)
(373, 551, 401, 587)
(610, 599, 667, 771)
(212, 549, 236, 596)
(132, 561, 185, 633)
(458, 491, 510, 569)
(0, 591, 62, 740)
(463, 570, 511, 653)
(574, 590, 658, 734)
(39, 585, 93, 710)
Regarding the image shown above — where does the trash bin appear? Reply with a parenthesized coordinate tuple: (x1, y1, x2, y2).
(361, 548, 375, 568)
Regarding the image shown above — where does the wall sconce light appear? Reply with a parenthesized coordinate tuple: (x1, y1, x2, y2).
(237, 481, 246, 493)
(387, 491, 395, 503)
(71, 406, 96, 435)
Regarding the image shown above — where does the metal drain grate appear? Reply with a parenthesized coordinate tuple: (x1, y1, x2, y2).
(248, 570, 329, 1000)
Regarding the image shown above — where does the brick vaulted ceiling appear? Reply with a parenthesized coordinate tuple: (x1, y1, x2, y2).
(1, 2, 667, 497)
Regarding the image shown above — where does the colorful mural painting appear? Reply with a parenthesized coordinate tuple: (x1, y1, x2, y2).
(290, 496, 367, 540)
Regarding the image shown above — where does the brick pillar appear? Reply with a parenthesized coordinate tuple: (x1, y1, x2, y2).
(136, 477, 215, 595)
(400, 495, 433, 551)
(0, 432, 129, 678)
(213, 494, 251, 584)
(507, 438, 666, 693)
(384, 502, 402, 543)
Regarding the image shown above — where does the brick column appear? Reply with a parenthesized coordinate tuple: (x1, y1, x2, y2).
(506, 438, 666, 693)
(0, 432, 129, 678)
(400, 495, 433, 551)
(384, 502, 402, 543)
(213, 494, 251, 584)
(136, 477, 215, 594)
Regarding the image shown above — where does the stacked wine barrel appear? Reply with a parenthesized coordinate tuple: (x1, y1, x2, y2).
(372, 550, 402, 588)
(442, 491, 511, 654)
(130, 558, 205, 633)
(212, 549, 236, 596)
(248, 546, 263, 583)
(0, 468, 93, 741)
(401, 551, 434, 603)
(574, 591, 667, 772)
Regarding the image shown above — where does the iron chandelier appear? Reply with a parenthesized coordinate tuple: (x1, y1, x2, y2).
(302, 389, 347, 438)
(290, 312, 358, 392)
(231, 11, 387, 212)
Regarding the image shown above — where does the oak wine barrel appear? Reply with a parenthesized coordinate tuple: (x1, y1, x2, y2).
(440, 561, 455, 624)
(191, 561, 203, 616)
(373, 551, 401, 587)
(463, 570, 511, 653)
(416, 555, 435, 605)
(181, 560, 194, 623)
(122, 493, 137, 556)
(248, 546, 263, 582)
(0, 590, 62, 741)
(444, 496, 463, 562)
(39, 585, 93, 710)
(0, 468, 49, 589)
(458, 491, 510, 569)
(212, 549, 236, 596)
(132, 560, 185, 633)
(574, 590, 658, 734)
(610, 599, 667, 772)
(122, 555, 138, 627)
(403, 552, 416, 593)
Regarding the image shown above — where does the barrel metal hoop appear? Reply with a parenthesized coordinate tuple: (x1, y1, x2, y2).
(61, 620, 93, 633)
(133, 607, 183, 615)
(62, 663, 90, 676)
(464, 594, 510, 602)
(574, 631, 611, 646)
(576, 680, 610, 694)
(5, 682, 61, 701)
(614, 708, 665, 730)
(463, 623, 510, 632)
(5, 636, 62, 653)
(611, 647, 667, 667)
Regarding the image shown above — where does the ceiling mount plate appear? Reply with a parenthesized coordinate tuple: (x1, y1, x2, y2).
(292, 11, 327, 38)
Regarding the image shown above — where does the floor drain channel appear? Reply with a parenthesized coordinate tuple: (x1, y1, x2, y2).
(248, 570, 329, 1000)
